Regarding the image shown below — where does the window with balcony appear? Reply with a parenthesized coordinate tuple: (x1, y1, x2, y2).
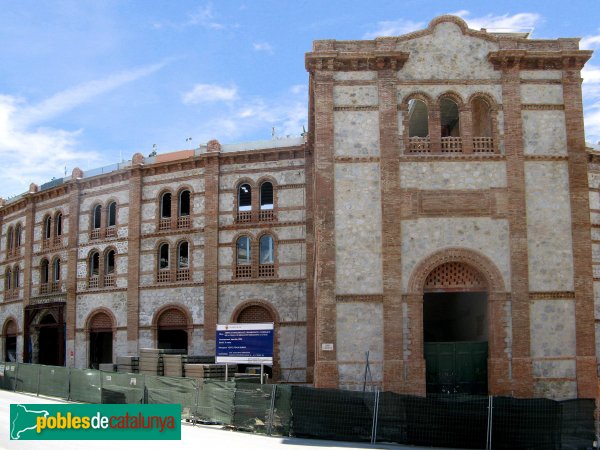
(14, 223, 22, 249)
(236, 236, 252, 278)
(440, 97, 461, 152)
(259, 182, 274, 221)
(105, 250, 115, 287)
(160, 192, 172, 230)
(106, 202, 117, 237)
(471, 97, 494, 153)
(91, 204, 102, 240)
(4, 267, 11, 291)
(52, 257, 61, 292)
(89, 251, 100, 288)
(54, 212, 62, 246)
(177, 190, 191, 229)
(237, 184, 252, 223)
(157, 243, 171, 282)
(408, 99, 430, 153)
(6, 226, 14, 258)
(176, 241, 190, 281)
(43, 215, 52, 248)
(259, 235, 275, 277)
(40, 258, 49, 294)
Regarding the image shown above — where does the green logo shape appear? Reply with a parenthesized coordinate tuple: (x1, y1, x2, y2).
(10, 404, 181, 440)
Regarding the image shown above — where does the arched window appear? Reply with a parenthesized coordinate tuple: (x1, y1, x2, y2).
(6, 226, 14, 255)
(471, 97, 494, 153)
(13, 265, 20, 288)
(160, 193, 172, 218)
(4, 268, 11, 291)
(407, 99, 430, 152)
(259, 235, 274, 264)
(259, 235, 275, 277)
(237, 304, 273, 324)
(93, 205, 102, 229)
(236, 236, 252, 278)
(238, 184, 251, 211)
(44, 216, 52, 240)
(40, 259, 50, 293)
(260, 182, 273, 210)
(15, 223, 22, 248)
(440, 98, 460, 137)
(88, 251, 100, 289)
(157, 243, 171, 283)
(178, 190, 190, 217)
(178, 242, 189, 269)
(104, 249, 116, 287)
(55, 212, 62, 237)
(52, 258, 61, 282)
(108, 202, 117, 227)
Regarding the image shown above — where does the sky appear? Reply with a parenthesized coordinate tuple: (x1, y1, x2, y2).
(0, 0, 599, 199)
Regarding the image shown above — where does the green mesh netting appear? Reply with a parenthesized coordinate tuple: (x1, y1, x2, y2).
(100, 371, 145, 404)
(196, 380, 235, 424)
(69, 368, 101, 403)
(15, 363, 40, 394)
(145, 375, 198, 419)
(0, 363, 17, 391)
(38, 365, 70, 399)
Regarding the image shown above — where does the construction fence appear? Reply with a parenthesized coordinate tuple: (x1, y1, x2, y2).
(0, 362, 596, 449)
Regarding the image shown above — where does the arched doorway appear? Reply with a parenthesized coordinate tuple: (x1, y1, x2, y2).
(233, 303, 277, 380)
(3, 319, 17, 362)
(88, 311, 113, 369)
(423, 262, 488, 394)
(38, 314, 60, 366)
(156, 308, 188, 353)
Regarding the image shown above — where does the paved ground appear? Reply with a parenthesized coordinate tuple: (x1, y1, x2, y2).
(0, 389, 463, 450)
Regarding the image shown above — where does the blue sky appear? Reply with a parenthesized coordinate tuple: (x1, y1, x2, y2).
(0, 0, 599, 198)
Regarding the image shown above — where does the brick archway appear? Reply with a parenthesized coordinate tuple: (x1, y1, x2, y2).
(231, 300, 280, 381)
(151, 304, 193, 354)
(85, 308, 116, 369)
(404, 248, 509, 396)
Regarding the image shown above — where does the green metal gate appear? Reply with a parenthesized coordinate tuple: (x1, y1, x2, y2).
(424, 341, 488, 395)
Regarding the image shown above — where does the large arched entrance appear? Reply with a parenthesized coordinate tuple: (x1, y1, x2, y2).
(156, 307, 189, 353)
(88, 311, 114, 369)
(2, 319, 17, 362)
(406, 248, 508, 396)
(423, 262, 488, 394)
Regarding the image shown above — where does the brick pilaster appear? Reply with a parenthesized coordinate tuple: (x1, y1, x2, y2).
(563, 69, 598, 398)
(203, 141, 221, 350)
(126, 165, 142, 353)
(378, 69, 404, 392)
(305, 119, 316, 382)
(312, 70, 339, 388)
(65, 181, 81, 366)
(500, 65, 533, 397)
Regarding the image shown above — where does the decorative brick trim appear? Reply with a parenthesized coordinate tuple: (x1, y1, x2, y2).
(306, 51, 409, 73)
(524, 155, 569, 161)
(529, 291, 575, 299)
(334, 80, 377, 86)
(522, 104, 564, 110)
(336, 294, 383, 302)
(79, 183, 130, 198)
(84, 307, 116, 332)
(280, 321, 307, 327)
(333, 106, 378, 111)
(400, 154, 505, 162)
(397, 79, 502, 86)
(219, 164, 305, 176)
(520, 79, 563, 85)
(488, 50, 592, 71)
(334, 156, 380, 163)
(219, 220, 305, 231)
(219, 278, 305, 285)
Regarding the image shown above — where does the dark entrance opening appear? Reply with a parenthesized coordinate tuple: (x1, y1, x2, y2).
(89, 332, 112, 369)
(38, 314, 60, 366)
(157, 329, 188, 351)
(5, 336, 16, 362)
(424, 292, 488, 395)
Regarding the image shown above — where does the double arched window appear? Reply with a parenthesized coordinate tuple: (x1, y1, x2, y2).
(404, 92, 497, 154)
(159, 188, 192, 230)
(156, 240, 191, 283)
(91, 201, 118, 239)
(88, 248, 117, 289)
(40, 257, 61, 294)
(235, 180, 276, 223)
(7, 222, 24, 258)
(235, 234, 276, 278)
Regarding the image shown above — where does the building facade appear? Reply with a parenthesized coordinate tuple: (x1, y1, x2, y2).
(0, 15, 597, 399)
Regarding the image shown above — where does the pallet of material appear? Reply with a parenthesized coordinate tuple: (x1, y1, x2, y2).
(116, 356, 139, 374)
(184, 364, 237, 380)
(98, 363, 116, 372)
(162, 354, 184, 377)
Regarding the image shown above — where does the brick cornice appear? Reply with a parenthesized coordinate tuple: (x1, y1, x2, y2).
(305, 51, 409, 73)
(488, 50, 592, 71)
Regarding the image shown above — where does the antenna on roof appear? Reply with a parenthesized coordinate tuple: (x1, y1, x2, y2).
(272, 127, 275, 139)
(149, 144, 158, 157)
(186, 137, 192, 144)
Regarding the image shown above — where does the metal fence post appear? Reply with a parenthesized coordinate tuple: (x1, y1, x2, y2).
(67, 367, 72, 401)
(13, 362, 19, 392)
(193, 379, 200, 426)
(486, 395, 493, 450)
(370, 390, 380, 445)
(36, 365, 41, 396)
(267, 384, 277, 436)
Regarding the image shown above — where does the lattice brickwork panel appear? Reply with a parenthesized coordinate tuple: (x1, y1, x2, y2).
(158, 309, 187, 328)
(90, 313, 113, 331)
(237, 305, 273, 324)
(424, 262, 486, 292)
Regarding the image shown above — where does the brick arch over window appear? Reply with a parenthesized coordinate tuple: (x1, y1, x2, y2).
(151, 304, 192, 330)
(2, 317, 18, 337)
(404, 247, 508, 396)
(400, 92, 435, 154)
(231, 300, 280, 381)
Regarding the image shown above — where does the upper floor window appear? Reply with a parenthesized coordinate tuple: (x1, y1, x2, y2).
(157, 243, 171, 283)
(4, 267, 11, 291)
(471, 97, 494, 153)
(6, 226, 14, 257)
(52, 258, 61, 282)
(259, 182, 275, 221)
(161, 193, 172, 219)
(238, 184, 252, 211)
(259, 235, 275, 278)
(177, 190, 191, 229)
(176, 241, 190, 281)
(44, 216, 52, 240)
(90, 251, 100, 277)
(104, 249, 116, 287)
(236, 236, 252, 278)
(13, 265, 20, 289)
(15, 223, 22, 248)
(40, 259, 49, 284)
(108, 202, 117, 227)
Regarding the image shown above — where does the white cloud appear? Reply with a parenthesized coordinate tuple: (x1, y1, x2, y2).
(182, 84, 238, 104)
(0, 62, 167, 198)
(186, 5, 225, 30)
(581, 34, 600, 49)
(16, 61, 167, 127)
(363, 19, 425, 39)
(253, 42, 273, 53)
(584, 64, 600, 144)
(452, 10, 541, 32)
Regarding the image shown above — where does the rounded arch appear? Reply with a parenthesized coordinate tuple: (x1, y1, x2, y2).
(234, 177, 257, 192)
(427, 15, 470, 34)
(400, 91, 435, 112)
(158, 190, 173, 218)
(14, 223, 22, 247)
(176, 186, 193, 218)
(151, 304, 193, 353)
(6, 225, 14, 251)
(43, 214, 52, 239)
(85, 307, 117, 332)
(106, 200, 118, 227)
(407, 247, 506, 294)
(54, 210, 63, 236)
(2, 316, 18, 336)
(175, 239, 191, 268)
(466, 92, 498, 110)
(231, 299, 280, 325)
(152, 303, 193, 329)
(437, 91, 465, 108)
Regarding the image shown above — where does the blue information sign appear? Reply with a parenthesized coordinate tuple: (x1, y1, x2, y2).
(216, 323, 274, 364)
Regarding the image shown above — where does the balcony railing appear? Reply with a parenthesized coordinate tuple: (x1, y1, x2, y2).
(236, 211, 252, 223)
(235, 265, 252, 278)
(4, 289, 19, 300)
(158, 218, 171, 231)
(157, 270, 172, 283)
(259, 210, 274, 222)
(90, 228, 101, 240)
(105, 226, 117, 238)
(441, 136, 463, 153)
(39, 283, 49, 295)
(88, 276, 99, 289)
(104, 274, 115, 287)
(408, 137, 431, 153)
(473, 137, 494, 153)
(176, 268, 190, 282)
(258, 264, 275, 278)
(51, 281, 61, 293)
(177, 216, 191, 229)
(42, 238, 51, 249)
